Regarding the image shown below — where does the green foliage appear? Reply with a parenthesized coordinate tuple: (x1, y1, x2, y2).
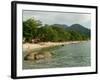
(23, 18, 90, 43)
(23, 18, 42, 42)
(36, 25, 59, 42)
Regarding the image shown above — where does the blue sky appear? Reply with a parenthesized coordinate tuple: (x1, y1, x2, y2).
(23, 10, 91, 29)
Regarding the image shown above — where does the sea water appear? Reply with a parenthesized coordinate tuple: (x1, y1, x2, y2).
(23, 41, 91, 69)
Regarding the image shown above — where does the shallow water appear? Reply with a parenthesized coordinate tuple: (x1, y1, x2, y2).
(23, 41, 91, 69)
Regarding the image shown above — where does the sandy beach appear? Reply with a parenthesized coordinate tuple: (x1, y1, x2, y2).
(23, 41, 86, 52)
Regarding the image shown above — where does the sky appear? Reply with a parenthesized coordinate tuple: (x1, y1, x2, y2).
(23, 10, 91, 29)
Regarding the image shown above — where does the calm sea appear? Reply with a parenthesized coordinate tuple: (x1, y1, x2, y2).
(23, 41, 91, 69)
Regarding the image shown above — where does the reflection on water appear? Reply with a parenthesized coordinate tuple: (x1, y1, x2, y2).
(23, 41, 91, 69)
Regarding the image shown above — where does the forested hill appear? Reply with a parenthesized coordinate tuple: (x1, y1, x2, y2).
(23, 18, 91, 43)
(52, 24, 69, 29)
(51, 24, 90, 36)
(67, 24, 90, 37)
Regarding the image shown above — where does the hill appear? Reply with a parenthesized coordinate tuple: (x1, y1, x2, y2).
(23, 18, 91, 42)
(67, 24, 90, 37)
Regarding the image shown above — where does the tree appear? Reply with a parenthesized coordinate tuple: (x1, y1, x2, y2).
(23, 18, 42, 42)
(23, 18, 90, 43)
(36, 25, 58, 42)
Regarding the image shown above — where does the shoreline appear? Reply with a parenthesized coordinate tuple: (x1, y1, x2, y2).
(23, 41, 88, 52)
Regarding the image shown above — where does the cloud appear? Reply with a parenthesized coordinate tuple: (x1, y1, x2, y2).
(23, 10, 91, 29)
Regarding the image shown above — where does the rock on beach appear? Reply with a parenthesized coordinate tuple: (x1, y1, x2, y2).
(24, 51, 52, 61)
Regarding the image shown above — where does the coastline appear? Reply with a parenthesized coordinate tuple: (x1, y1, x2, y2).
(23, 41, 87, 52)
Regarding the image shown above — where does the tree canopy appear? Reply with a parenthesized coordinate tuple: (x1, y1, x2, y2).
(23, 18, 90, 43)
